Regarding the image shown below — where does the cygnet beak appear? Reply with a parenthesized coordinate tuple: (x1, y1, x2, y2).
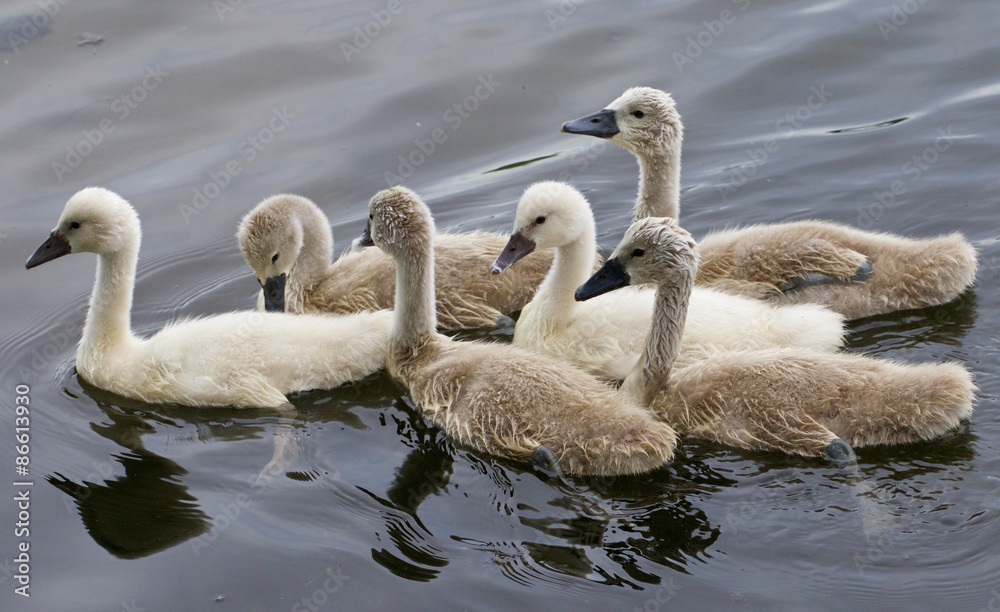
(561, 109, 619, 138)
(261, 273, 287, 312)
(490, 231, 536, 274)
(575, 257, 630, 301)
(358, 221, 374, 248)
(26, 230, 72, 269)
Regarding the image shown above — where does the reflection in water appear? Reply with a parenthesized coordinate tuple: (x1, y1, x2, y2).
(361, 484, 451, 582)
(366, 395, 721, 588)
(364, 403, 455, 582)
(385, 434, 454, 516)
(446, 476, 719, 590)
(827, 117, 909, 134)
(518, 471, 720, 588)
(49, 377, 324, 559)
(844, 291, 977, 353)
(47, 393, 209, 559)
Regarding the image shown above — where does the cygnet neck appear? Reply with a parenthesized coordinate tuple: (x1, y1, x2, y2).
(634, 267, 693, 404)
(532, 222, 597, 317)
(391, 235, 438, 347)
(634, 138, 682, 220)
(291, 206, 334, 287)
(80, 232, 140, 358)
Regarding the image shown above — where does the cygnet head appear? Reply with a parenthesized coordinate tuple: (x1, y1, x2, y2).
(359, 186, 436, 259)
(490, 181, 592, 274)
(26, 187, 140, 269)
(237, 194, 331, 311)
(575, 217, 698, 301)
(562, 87, 682, 158)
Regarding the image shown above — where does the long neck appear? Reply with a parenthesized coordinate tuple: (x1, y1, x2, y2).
(80, 237, 139, 355)
(531, 227, 597, 320)
(391, 238, 437, 348)
(636, 271, 692, 404)
(634, 139, 681, 220)
(294, 211, 334, 287)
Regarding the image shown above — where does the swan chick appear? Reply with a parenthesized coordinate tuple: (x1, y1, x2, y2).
(360, 185, 677, 476)
(576, 216, 975, 457)
(27, 187, 392, 410)
(491, 180, 845, 379)
(237, 193, 555, 329)
(563, 87, 978, 319)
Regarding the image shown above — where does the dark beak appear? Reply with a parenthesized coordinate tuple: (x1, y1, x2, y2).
(358, 221, 374, 248)
(262, 273, 286, 312)
(561, 109, 619, 138)
(26, 231, 72, 269)
(490, 232, 536, 274)
(575, 257, 630, 301)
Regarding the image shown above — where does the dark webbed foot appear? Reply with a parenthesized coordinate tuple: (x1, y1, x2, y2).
(777, 273, 835, 292)
(532, 445, 565, 478)
(825, 438, 857, 467)
(851, 261, 873, 282)
(777, 261, 873, 293)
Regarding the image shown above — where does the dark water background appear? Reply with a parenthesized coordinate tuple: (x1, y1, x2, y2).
(1, 0, 999, 610)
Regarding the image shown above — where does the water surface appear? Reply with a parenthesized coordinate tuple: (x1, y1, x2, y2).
(2, 0, 999, 610)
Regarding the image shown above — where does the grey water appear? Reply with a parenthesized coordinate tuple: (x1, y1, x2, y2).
(1, 0, 999, 610)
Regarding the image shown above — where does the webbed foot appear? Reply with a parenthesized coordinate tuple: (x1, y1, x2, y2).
(532, 445, 565, 479)
(825, 438, 857, 467)
(851, 261, 873, 282)
(777, 261, 873, 293)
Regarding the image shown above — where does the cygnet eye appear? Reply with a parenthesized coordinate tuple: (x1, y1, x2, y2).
(632, 248, 645, 257)
(70, 221, 81, 229)
(631, 110, 645, 118)
(271, 253, 279, 264)
(535, 216, 546, 224)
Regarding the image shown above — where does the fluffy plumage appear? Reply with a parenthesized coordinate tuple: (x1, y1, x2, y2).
(491, 180, 845, 380)
(27, 187, 392, 409)
(237, 194, 556, 329)
(577, 217, 975, 457)
(563, 86, 978, 319)
(364, 186, 677, 476)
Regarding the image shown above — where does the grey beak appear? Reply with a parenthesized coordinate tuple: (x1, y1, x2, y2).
(561, 109, 619, 138)
(262, 273, 287, 312)
(575, 257, 630, 301)
(26, 231, 72, 269)
(358, 221, 374, 248)
(490, 232, 536, 274)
